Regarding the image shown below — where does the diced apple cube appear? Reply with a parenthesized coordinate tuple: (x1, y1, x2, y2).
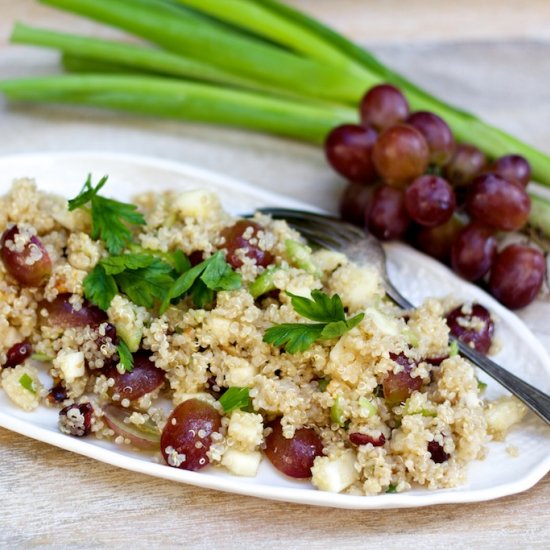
(54, 350, 85, 383)
(311, 449, 359, 493)
(221, 449, 262, 477)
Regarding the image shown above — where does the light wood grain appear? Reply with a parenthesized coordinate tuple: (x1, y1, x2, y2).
(1, 1, 550, 548)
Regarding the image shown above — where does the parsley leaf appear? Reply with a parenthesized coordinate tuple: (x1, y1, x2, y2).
(117, 339, 134, 372)
(115, 258, 174, 309)
(68, 174, 145, 255)
(83, 264, 117, 311)
(84, 254, 175, 310)
(288, 290, 346, 323)
(264, 322, 325, 354)
(160, 251, 241, 313)
(263, 290, 364, 354)
(219, 387, 253, 413)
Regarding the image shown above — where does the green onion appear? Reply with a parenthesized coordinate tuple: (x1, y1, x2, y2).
(39, 0, 372, 103)
(12, 23, 268, 92)
(449, 340, 459, 357)
(30, 352, 54, 362)
(0, 74, 355, 142)
(19, 373, 36, 394)
(219, 386, 253, 413)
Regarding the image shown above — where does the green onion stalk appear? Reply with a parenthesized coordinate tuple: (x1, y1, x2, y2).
(1, 0, 550, 231)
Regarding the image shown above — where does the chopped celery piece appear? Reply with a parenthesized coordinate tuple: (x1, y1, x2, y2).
(359, 396, 377, 418)
(330, 395, 346, 426)
(285, 239, 318, 274)
(249, 266, 280, 299)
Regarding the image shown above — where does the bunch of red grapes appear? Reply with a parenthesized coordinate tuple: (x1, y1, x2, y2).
(325, 84, 547, 310)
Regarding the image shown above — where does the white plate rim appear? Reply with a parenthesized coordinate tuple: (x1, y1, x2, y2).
(0, 150, 548, 510)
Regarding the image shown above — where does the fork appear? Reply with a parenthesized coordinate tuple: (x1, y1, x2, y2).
(260, 207, 550, 426)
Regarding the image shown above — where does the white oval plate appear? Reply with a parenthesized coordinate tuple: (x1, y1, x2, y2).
(0, 152, 549, 510)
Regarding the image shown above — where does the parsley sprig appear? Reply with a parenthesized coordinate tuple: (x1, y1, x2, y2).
(84, 253, 176, 310)
(263, 290, 364, 354)
(68, 175, 145, 255)
(160, 251, 241, 313)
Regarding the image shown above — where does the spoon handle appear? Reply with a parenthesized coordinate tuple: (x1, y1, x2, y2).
(384, 278, 550, 425)
(456, 339, 550, 424)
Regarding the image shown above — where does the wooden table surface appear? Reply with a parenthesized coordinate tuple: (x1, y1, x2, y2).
(1, 1, 550, 548)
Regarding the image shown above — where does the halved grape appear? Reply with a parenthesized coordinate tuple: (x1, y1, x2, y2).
(405, 175, 456, 227)
(451, 223, 497, 281)
(446, 304, 494, 354)
(103, 404, 160, 450)
(221, 220, 274, 269)
(106, 351, 165, 401)
(466, 174, 531, 231)
(264, 417, 323, 479)
(324, 124, 377, 182)
(491, 154, 531, 187)
(339, 182, 375, 226)
(39, 294, 107, 328)
(489, 245, 546, 309)
(406, 111, 455, 166)
(372, 124, 429, 186)
(383, 353, 422, 406)
(359, 84, 410, 131)
(0, 225, 52, 287)
(3, 341, 33, 368)
(161, 398, 222, 471)
(413, 215, 465, 263)
(367, 185, 410, 241)
(444, 144, 486, 187)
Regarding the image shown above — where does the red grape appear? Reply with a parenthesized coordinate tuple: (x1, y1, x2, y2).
(446, 303, 494, 354)
(221, 220, 274, 269)
(0, 225, 52, 287)
(444, 144, 486, 187)
(39, 294, 107, 328)
(360, 84, 410, 131)
(324, 124, 377, 182)
(406, 111, 455, 166)
(451, 223, 497, 281)
(367, 185, 410, 241)
(383, 353, 422, 406)
(372, 124, 429, 186)
(161, 398, 222, 471)
(339, 182, 374, 226)
(491, 154, 531, 187)
(3, 341, 33, 368)
(106, 351, 165, 401)
(414, 215, 465, 263)
(489, 244, 546, 309)
(405, 175, 456, 227)
(466, 174, 531, 231)
(264, 417, 323, 479)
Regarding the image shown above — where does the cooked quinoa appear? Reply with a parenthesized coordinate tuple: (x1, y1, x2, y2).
(0, 179, 526, 496)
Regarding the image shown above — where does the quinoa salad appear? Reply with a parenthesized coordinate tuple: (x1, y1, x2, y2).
(0, 177, 527, 496)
